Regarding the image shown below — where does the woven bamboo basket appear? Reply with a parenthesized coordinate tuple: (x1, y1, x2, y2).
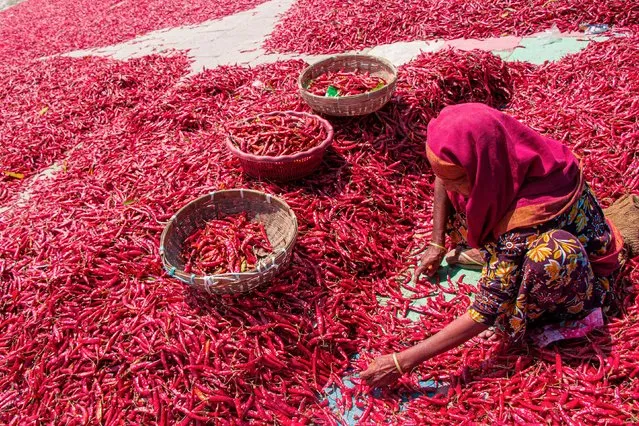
(160, 189, 298, 294)
(298, 54, 398, 117)
(226, 111, 334, 181)
(604, 193, 639, 258)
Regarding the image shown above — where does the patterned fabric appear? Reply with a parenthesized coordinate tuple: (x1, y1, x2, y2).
(462, 185, 619, 341)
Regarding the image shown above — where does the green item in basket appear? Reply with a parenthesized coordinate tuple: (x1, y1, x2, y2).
(325, 85, 339, 97)
(372, 81, 385, 91)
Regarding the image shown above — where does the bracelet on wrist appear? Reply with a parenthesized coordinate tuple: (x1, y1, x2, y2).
(429, 241, 446, 251)
(392, 353, 404, 375)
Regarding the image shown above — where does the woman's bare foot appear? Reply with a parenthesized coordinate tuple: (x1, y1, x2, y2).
(445, 247, 484, 270)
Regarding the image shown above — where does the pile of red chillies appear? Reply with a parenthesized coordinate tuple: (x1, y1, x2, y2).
(505, 38, 639, 198)
(229, 113, 327, 156)
(264, 0, 639, 54)
(0, 0, 270, 63)
(181, 213, 272, 275)
(0, 34, 638, 426)
(307, 70, 386, 96)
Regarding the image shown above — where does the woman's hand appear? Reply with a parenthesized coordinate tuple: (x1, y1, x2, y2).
(414, 245, 446, 278)
(360, 354, 403, 387)
(361, 314, 489, 388)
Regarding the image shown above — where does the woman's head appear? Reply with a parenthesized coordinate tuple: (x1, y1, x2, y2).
(427, 155, 471, 196)
(425, 103, 582, 247)
(426, 103, 512, 197)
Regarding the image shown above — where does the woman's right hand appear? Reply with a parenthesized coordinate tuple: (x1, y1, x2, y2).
(414, 245, 446, 278)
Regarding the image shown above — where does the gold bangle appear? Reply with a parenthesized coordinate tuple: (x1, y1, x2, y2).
(392, 353, 404, 375)
(429, 241, 446, 251)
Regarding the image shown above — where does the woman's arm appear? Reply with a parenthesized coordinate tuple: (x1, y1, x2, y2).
(362, 233, 532, 387)
(398, 313, 487, 370)
(431, 177, 452, 246)
(360, 313, 487, 387)
(414, 178, 452, 277)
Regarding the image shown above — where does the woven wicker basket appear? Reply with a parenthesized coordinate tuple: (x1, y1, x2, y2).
(160, 189, 298, 294)
(298, 54, 398, 117)
(604, 193, 639, 258)
(226, 111, 334, 181)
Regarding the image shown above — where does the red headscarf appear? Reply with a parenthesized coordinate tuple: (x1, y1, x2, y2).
(426, 103, 585, 248)
(426, 103, 624, 275)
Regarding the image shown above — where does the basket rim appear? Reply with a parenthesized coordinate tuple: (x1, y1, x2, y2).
(159, 188, 298, 284)
(297, 54, 398, 101)
(225, 111, 334, 164)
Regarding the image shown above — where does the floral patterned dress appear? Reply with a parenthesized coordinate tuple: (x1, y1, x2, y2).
(456, 185, 619, 341)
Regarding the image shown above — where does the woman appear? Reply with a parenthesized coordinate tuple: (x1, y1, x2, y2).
(361, 103, 625, 387)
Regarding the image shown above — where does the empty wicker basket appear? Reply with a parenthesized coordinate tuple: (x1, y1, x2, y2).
(160, 189, 298, 294)
(298, 54, 398, 117)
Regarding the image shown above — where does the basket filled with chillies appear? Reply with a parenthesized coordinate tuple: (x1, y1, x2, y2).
(298, 54, 398, 116)
(226, 111, 334, 181)
(160, 189, 298, 294)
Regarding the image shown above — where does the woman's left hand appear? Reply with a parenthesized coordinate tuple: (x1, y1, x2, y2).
(360, 354, 402, 387)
